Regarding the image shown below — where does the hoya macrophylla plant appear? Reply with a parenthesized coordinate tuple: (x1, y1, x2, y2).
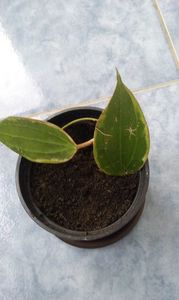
(0, 70, 150, 176)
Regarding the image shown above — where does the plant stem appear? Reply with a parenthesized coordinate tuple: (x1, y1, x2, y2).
(62, 117, 98, 130)
(77, 138, 94, 150)
(63, 117, 97, 150)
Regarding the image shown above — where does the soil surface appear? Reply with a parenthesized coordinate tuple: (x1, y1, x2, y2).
(30, 121, 139, 231)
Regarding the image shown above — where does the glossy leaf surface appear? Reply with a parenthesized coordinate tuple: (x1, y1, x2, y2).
(0, 117, 77, 163)
(93, 71, 150, 176)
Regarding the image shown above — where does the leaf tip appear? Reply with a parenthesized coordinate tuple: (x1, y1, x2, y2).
(115, 68, 122, 84)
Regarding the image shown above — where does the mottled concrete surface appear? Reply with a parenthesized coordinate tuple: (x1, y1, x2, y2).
(0, 1, 179, 299)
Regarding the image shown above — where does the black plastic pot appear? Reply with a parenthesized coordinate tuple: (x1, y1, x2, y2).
(16, 107, 149, 248)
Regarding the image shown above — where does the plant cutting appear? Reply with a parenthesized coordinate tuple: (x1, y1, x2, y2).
(0, 70, 150, 248)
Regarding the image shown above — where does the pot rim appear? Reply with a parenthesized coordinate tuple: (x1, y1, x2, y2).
(16, 106, 149, 242)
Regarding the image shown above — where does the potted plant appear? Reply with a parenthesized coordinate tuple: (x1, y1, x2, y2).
(0, 70, 150, 248)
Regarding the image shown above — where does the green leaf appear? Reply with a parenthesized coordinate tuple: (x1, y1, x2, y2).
(0, 117, 77, 163)
(93, 70, 150, 176)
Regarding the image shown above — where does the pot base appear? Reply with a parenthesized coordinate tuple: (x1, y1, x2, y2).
(57, 201, 145, 248)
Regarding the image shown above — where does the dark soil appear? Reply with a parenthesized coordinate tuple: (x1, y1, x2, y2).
(30, 121, 139, 231)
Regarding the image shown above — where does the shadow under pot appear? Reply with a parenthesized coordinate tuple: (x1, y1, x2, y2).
(16, 107, 149, 248)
